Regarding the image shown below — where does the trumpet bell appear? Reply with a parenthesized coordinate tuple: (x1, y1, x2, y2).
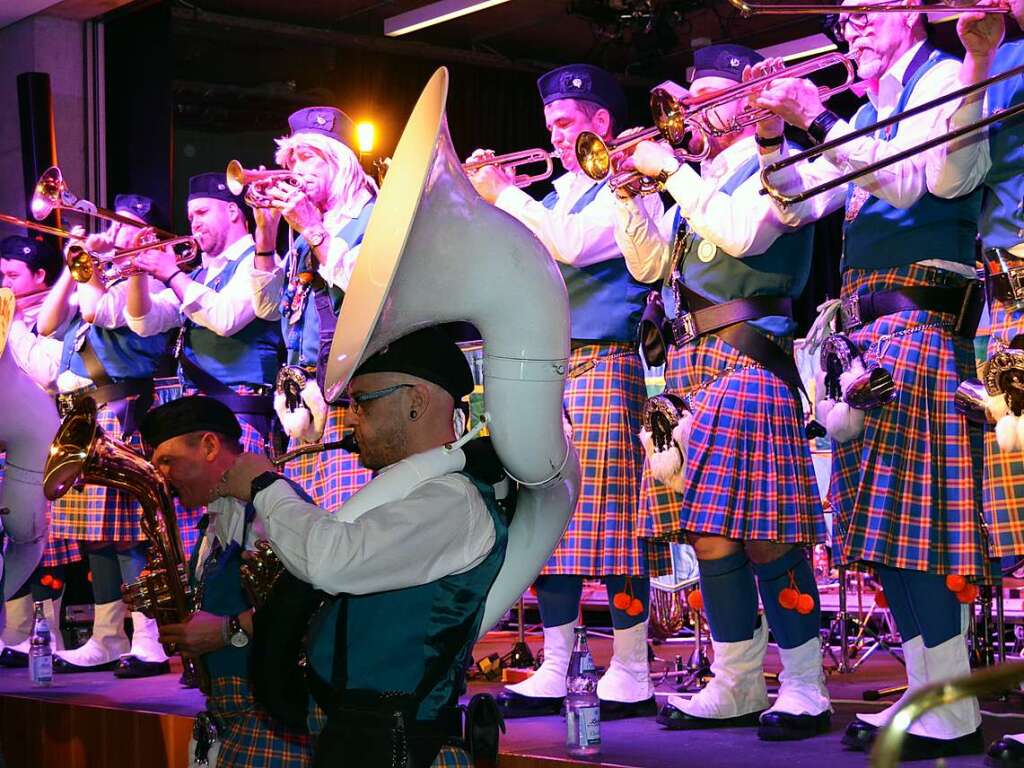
(575, 131, 612, 184)
(226, 159, 246, 196)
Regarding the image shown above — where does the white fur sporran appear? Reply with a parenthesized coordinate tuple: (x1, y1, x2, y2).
(273, 365, 328, 444)
(816, 333, 895, 444)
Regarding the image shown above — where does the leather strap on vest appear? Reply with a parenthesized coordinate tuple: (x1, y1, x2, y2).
(838, 283, 984, 337)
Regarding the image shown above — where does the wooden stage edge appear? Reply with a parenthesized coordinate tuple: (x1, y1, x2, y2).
(0, 690, 593, 768)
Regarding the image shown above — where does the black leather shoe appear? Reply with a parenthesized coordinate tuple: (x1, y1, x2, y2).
(495, 690, 564, 718)
(53, 655, 120, 673)
(600, 696, 658, 721)
(841, 718, 878, 751)
(986, 736, 1024, 768)
(758, 710, 832, 741)
(179, 670, 199, 689)
(897, 726, 984, 762)
(656, 702, 763, 730)
(0, 648, 28, 668)
(113, 655, 171, 679)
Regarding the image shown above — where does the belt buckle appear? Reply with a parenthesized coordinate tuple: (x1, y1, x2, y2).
(840, 295, 862, 331)
(671, 312, 697, 345)
(1006, 267, 1024, 305)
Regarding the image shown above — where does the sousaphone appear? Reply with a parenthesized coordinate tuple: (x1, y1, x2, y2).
(322, 67, 581, 633)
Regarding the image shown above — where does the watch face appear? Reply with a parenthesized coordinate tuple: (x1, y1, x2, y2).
(230, 631, 249, 648)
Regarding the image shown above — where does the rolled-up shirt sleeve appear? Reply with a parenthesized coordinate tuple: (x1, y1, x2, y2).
(124, 286, 182, 337)
(8, 320, 62, 389)
(253, 474, 497, 596)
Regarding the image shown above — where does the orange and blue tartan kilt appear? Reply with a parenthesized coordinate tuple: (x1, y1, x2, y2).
(155, 379, 205, 558)
(543, 343, 647, 577)
(283, 404, 371, 511)
(639, 334, 825, 575)
(829, 264, 988, 577)
(207, 674, 313, 767)
(49, 399, 146, 542)
(982, 296, 1024, 558)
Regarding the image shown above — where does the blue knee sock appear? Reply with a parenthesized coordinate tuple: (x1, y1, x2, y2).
(697, 552, 759, 642)
(604, 576, 650, 629)
(88, 546, 124, 604)
(535, 575, 584, 628)
(117, 544, 148, 586)
(752, 547, 821, 650)
(897, 568, 961, 648)
(874, 565, 922, 643)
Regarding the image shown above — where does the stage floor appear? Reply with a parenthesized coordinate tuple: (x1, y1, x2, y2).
(2, 632, 1022, 768)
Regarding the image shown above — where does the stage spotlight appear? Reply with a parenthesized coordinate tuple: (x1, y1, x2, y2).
(357, 122, 376, 155)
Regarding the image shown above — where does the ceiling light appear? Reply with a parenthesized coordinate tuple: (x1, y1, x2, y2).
(384, 0, 512, 37)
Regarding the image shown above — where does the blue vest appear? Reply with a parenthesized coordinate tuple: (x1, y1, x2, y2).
(284, 202, 375, 367)
(307, 473, 508, 722)
(980, 40, 1024, 250)
(843, 47, 983, 270)
(670, 155, 814, 337)
(60, 311, 171, 380)
(541, 182, 649, 343)
(180, 244, 283, 389)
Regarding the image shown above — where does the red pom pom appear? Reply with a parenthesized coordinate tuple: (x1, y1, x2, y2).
(796, 593, 815, 615)
(40, 574, 53, 587)
(626, 598, 644, 617)
(778, 588, 799, 610)
(945, 574, 967, 593)
(87, 571, 93, 582)
(686, 590, 704, 611)
(875, 591, 889, 609)
(50, 578, 63, 590)
(612, 592, 632, 611)
(956, 584, 979, 604)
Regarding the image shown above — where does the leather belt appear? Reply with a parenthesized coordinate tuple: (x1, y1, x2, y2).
(669, 295, 793, 347)
(984, 247, 1024, 305)
(838, 283, 983, 338)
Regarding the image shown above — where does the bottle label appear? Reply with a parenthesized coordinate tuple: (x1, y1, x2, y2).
(580, 654, 596, 674)
(31, 654, 53, 684)
(567, 705, 600, 747)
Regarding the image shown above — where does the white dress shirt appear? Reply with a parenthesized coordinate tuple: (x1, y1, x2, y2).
(8, 301, 64, 390)
(252, 471, 496, 597)
(765, 41, 968, 221)
(925, 66, 993, 202)
(125, 234, 280, 338)
(495, 170, 664, 267)
(194, 496, 267, 574)
(614, 135, 800, 284)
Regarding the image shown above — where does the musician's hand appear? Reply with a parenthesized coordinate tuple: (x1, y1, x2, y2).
(628, 140, 678, 179)
(211, 451, 275, 502)
(744, 58, 785, 140)
(130, 231, 181, 284)
(752, 77, 823, 132)
(268, 181, 324, 235)
(465, 149, 514, 203)
(158, 611, 228, 655)
(958, 3, 1004, 64)
(82, 227, 113, 255)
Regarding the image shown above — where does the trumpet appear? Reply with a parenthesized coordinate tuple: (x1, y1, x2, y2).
(225, 160, 300, 208)
(760, 61, 1024, 207)
(463, 148, 559, 188)
(727, 0, 1007, 16)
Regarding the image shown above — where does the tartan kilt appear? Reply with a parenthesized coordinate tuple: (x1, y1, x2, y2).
(981, 296, 1024, 558)
(640, 334, 825, 565)
(282, 404, 371, 511)
(542, 343, 646, 577)
(155, 379, 205, 559)
(828, 264, 988, 577)
(49, 399, 146, 542)
(207, 674, 313, 767)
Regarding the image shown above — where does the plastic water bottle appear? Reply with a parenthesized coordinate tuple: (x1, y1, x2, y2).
(565, 625, 600, 757)
(29, 601, 53, 687)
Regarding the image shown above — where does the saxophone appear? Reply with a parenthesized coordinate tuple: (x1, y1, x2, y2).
(44, 396, 208, 691)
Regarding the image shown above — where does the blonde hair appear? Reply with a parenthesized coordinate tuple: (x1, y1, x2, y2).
(274, 131, 377, 212)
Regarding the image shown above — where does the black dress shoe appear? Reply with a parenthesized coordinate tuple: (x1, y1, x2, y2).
(897, 726, 984, 762)
(113, 655, 171, 679)
(495, 690, 564, 718)
(179, 670, 199, 689)
(841, 718, 878, 751)
(53, 655, 120, 673)
(757, 710, 831, 741)
(0, 648, 28, 668)
(656, 702, 763, 730)
(986, 736, 1024, 768)
(600, 696, 658, 721)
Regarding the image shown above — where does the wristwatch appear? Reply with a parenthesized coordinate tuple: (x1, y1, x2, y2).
(227, 615, 249, 649)
(305, 227, 328, 249)
(250, 470, 283, 501)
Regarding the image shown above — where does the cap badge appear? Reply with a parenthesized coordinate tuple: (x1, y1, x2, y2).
(22, 246, 31, 255)
(729, 56, 741, 68)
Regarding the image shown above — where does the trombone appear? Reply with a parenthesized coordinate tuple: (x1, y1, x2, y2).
(0, 211, 197, 285)
(462, 148, 560, 188)
(727, 0, 1008, 17)
(760, 62, 1024, 207)
(225, 160, 301, 209)
(576, 51, 855, 195)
